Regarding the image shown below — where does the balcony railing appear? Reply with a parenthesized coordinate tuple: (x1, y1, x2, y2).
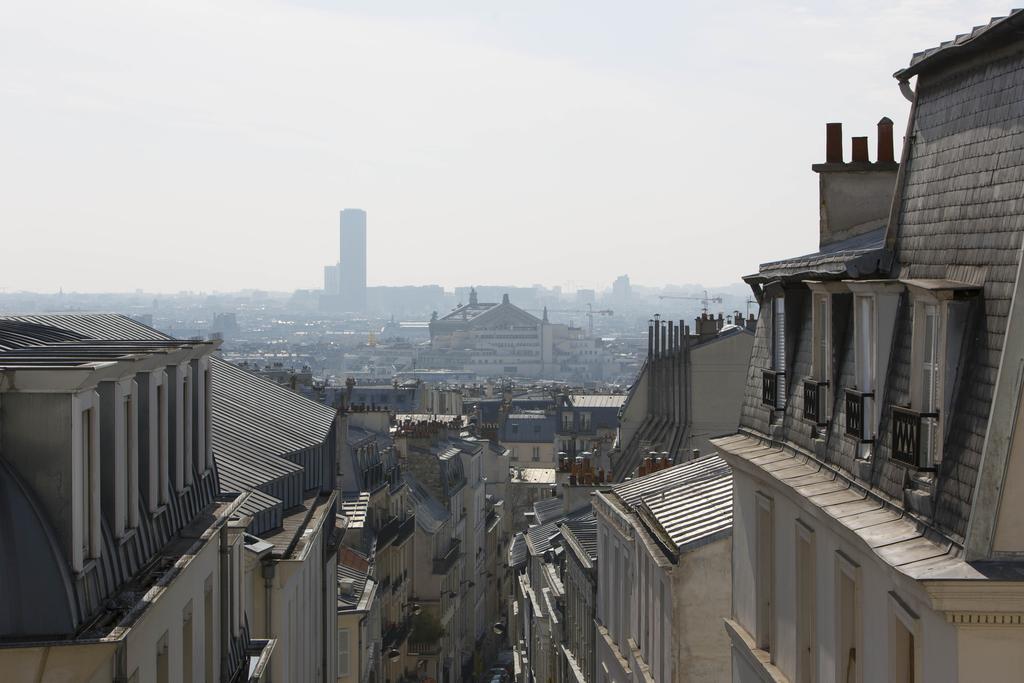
(802, 379, 828, 426)
(762, 370, 784, 409)
(393, 515, 416, 547)
(383, 618, 412, 649)
(892, 405, 938, 469)
(407, 639, 442, 655)
(376, 514, 402, 547)
(432, 538, 461, 575)
(844, 389, 873, 442)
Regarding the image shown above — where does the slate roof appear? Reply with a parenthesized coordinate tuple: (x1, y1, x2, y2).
(533, 497, 565, 525)
(405, 472, 450, 534)
(636, 455, 732, 553)
(748, 226, 889, 283)
(501, 411, 557, 443)
(508, 532, 528, 568)
(341, 493, 370, 529)
(569, 395, 627, 409)
(896, 9, 1024, 79)
(560, 513, 598, 563)
(524, 506, 592, 556)
(884, 40, 1024, 538)
(337, 548, 372, 610)
(613, 456, 727, 507)
(1, 314, 337, 528)
(713, 434, 982, 580)
(439, 302, 501, 322)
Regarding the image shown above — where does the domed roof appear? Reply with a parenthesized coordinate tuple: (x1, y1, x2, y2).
(0, 458, 77, 637)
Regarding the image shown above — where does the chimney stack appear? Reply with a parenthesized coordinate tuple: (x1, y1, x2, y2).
(877, 117, 894, 163)
(813, 119, 899, 249)
(825, 122, 843, 163)
(851, 136, 869, 163)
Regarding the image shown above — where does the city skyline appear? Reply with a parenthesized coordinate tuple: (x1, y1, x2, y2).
(1, 0, 1013, 293)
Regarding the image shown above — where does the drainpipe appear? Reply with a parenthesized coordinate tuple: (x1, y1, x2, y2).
(220, 526, 231, 683)
(262, 562, 275, 683)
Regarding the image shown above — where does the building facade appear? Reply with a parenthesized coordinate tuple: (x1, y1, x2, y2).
(714, 14, 1024, 682)
(594, 455, 733, 683)
(0, 317, 272, 682)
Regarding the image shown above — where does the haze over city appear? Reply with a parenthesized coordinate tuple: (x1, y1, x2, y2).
(0, 0, 1011, 293)
(5, 4, 1024, 683)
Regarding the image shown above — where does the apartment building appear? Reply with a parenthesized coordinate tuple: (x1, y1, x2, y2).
(615, 313, 754, 481)
(593, 455, 733, 683)
(555, 394, 626, 468)
(559, 514, 598, 683)
(713, 12, 1024, 682)
(502, 411, 559, 468)
(338, 405, 415, 683)
(0, 318, 271, 682)
(397, 421, 485, 683)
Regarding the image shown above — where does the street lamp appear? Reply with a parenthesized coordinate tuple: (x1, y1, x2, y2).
(492, 622, 506, 636)
(387, 648, 401, 662)
(402, 602, 422, 616)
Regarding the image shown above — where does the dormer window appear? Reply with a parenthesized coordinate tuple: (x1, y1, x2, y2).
(804, 285, 836, 428)
(843, 293, 878, 458)
(892, 279, 978, 469)
(844, 281, 901, 461)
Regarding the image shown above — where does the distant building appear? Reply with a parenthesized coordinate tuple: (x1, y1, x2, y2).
(614, 312, 754, 480)
(324, 263, 340, 294)
(426, 290, 614, 380)
(610, 275, 631, 302)
(575, 289, 596, 305)
(339, 209, 367, 311)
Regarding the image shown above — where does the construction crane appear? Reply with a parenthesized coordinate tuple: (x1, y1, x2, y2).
(526, 303, 613, 336)
(658, 289, 723, 314)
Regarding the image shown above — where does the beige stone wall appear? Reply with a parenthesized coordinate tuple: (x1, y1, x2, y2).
(690, 331, 752, 455)
(672, 538, 732, 682)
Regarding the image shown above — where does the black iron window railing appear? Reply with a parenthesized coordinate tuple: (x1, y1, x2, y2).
(891, 405, 939, 469)
(803, 379, 829, 426)
(377, 514, 402, 547)
(762, 370, 784, 409)
(845, 389, 873, 442)
(383, 618, 412, 649)
(432, 538, 461, 575)
(393, 516, 416, 547)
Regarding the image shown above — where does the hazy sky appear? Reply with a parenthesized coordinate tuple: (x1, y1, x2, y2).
(0, 1, 1012, 293)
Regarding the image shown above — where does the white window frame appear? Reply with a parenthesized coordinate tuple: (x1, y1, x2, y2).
(845, 279, 902, 457)
(72, 390, 101, 572)
(913, 296, 942, 466)
(854, 292, 877, 456)
(806, 282, 841, 426)
(835, 550, 863, 683)
(888, 592, 921, 683)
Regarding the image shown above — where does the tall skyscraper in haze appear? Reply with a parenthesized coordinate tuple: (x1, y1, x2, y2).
(339, 208, 367, 311)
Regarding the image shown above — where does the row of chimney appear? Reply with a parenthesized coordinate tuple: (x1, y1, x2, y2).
(638, 454, 673, 477)
(824, 118, 895, 165)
